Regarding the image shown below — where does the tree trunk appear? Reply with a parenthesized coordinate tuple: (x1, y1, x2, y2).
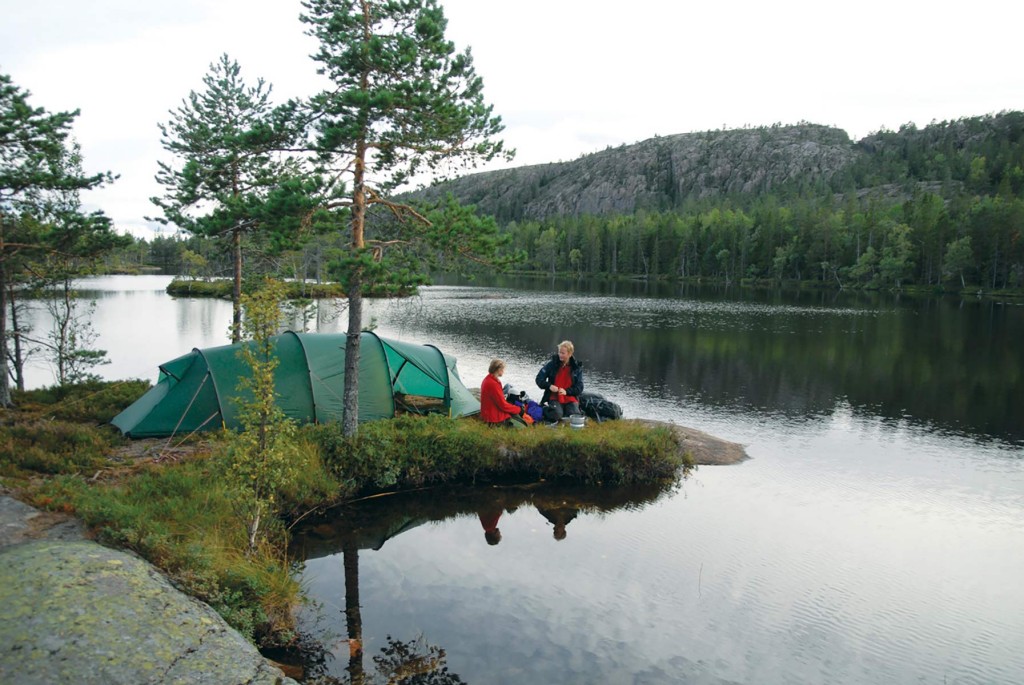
(247, 509, 261, 556)
(342, 137, 368, 438)
(343, 543, 364, 685)
(7, 283, 25, 391)
(0, 255, 11, 408)
(342, 280, 362, 437)
(231, 227, 242, 343)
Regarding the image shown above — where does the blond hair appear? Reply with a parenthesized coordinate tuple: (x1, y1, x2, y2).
(488, 358, 506, 375)
(558, 340, 575, 357)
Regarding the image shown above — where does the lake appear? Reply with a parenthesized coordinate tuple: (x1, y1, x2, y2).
(20, 275, 1024, 684)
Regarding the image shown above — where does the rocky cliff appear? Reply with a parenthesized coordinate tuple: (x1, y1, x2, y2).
(413, 124, 858, 222)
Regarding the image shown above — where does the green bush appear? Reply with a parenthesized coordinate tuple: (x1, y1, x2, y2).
(13, 379, 150, 424)
(0, 421, 120, 478)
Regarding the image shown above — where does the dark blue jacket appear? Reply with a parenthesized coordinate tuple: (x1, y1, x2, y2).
(535, 354, 584, 405)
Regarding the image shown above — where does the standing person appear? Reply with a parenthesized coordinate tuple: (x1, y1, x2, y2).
(480, 359, 526, 426)
(535, 340, 584, 423)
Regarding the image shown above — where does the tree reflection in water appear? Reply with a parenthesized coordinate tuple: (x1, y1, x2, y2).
(286, 481, 677, 683)
(297, 630, 466, 685)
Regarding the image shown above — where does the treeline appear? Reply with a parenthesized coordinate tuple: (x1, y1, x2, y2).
(843, 112, 1024, 194)
(105, 231, 349, 287)
(497, 190, 1024, 290)
(478, 113, 1024, 290)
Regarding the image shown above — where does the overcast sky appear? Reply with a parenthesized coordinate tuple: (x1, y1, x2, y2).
(3, 0, 1022, 238)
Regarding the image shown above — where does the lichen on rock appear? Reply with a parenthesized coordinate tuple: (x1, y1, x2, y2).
(0, 538, 295, 685)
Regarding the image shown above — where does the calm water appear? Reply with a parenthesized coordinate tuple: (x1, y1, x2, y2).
(22, 275, 1024, 684)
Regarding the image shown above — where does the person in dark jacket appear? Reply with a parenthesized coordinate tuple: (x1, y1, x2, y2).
(535, 340, 584, 422)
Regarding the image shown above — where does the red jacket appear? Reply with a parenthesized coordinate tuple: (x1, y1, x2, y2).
(480, 374, 521, 423)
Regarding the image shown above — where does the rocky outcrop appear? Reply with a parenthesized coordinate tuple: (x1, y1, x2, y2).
(0, 497, 296, 685)
(625, 419, 749, 466)
(0, 496, 86, 547)
(412, 124, 858, 222)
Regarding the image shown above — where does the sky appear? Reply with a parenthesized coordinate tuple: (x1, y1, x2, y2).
(3, 0, 1022, 239)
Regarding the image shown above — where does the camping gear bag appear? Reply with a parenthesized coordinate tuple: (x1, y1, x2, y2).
(578, 392, 623, 422)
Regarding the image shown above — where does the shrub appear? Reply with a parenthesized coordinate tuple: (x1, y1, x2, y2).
(13, 379, 150, 424)
(0, 420, 120, 479)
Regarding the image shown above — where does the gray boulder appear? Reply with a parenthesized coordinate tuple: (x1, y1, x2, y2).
(0, 538, 296, 685)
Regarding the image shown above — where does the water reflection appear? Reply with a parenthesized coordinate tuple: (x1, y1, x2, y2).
(536, 501, 579, 541)
(292, 481, 675, 561)
(289, 482, 678, 683)
(293, 632, 467, 685)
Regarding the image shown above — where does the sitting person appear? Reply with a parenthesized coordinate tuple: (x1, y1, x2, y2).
(535, 340, 584, 422)
(480, 359, 526, 426)
(536, 504, 579, 541)
(478, 509, 502, 546)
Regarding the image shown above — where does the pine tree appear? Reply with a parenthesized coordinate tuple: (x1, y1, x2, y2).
(0, 73, 116, 406)
(151, 54, 304, 342)
(301, 0, 510, 436)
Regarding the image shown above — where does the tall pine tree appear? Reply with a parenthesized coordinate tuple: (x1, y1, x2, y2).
(301, 0, 510, 435)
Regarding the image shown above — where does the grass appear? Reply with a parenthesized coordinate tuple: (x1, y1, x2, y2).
(314, 414, 689, 494)
(4, 381, 690, 647)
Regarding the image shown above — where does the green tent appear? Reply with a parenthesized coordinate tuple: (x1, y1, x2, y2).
(110, 331, 480, 439)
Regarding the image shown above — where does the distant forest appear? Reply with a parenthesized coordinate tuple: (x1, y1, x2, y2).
(112, 111, 1024, 292)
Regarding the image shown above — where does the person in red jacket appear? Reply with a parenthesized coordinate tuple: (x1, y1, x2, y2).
(478, 509, 502, 545)
(480, 359, 525, 426)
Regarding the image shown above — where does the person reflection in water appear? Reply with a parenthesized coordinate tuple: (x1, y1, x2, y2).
(536, 504, 578, 541)
(478, 509, 502, 545)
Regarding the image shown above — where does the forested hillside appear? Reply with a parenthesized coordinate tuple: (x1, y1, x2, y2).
(412, 111, 1024, 291)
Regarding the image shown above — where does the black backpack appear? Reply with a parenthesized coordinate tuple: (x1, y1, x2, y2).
(578, 392, 623, 422)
